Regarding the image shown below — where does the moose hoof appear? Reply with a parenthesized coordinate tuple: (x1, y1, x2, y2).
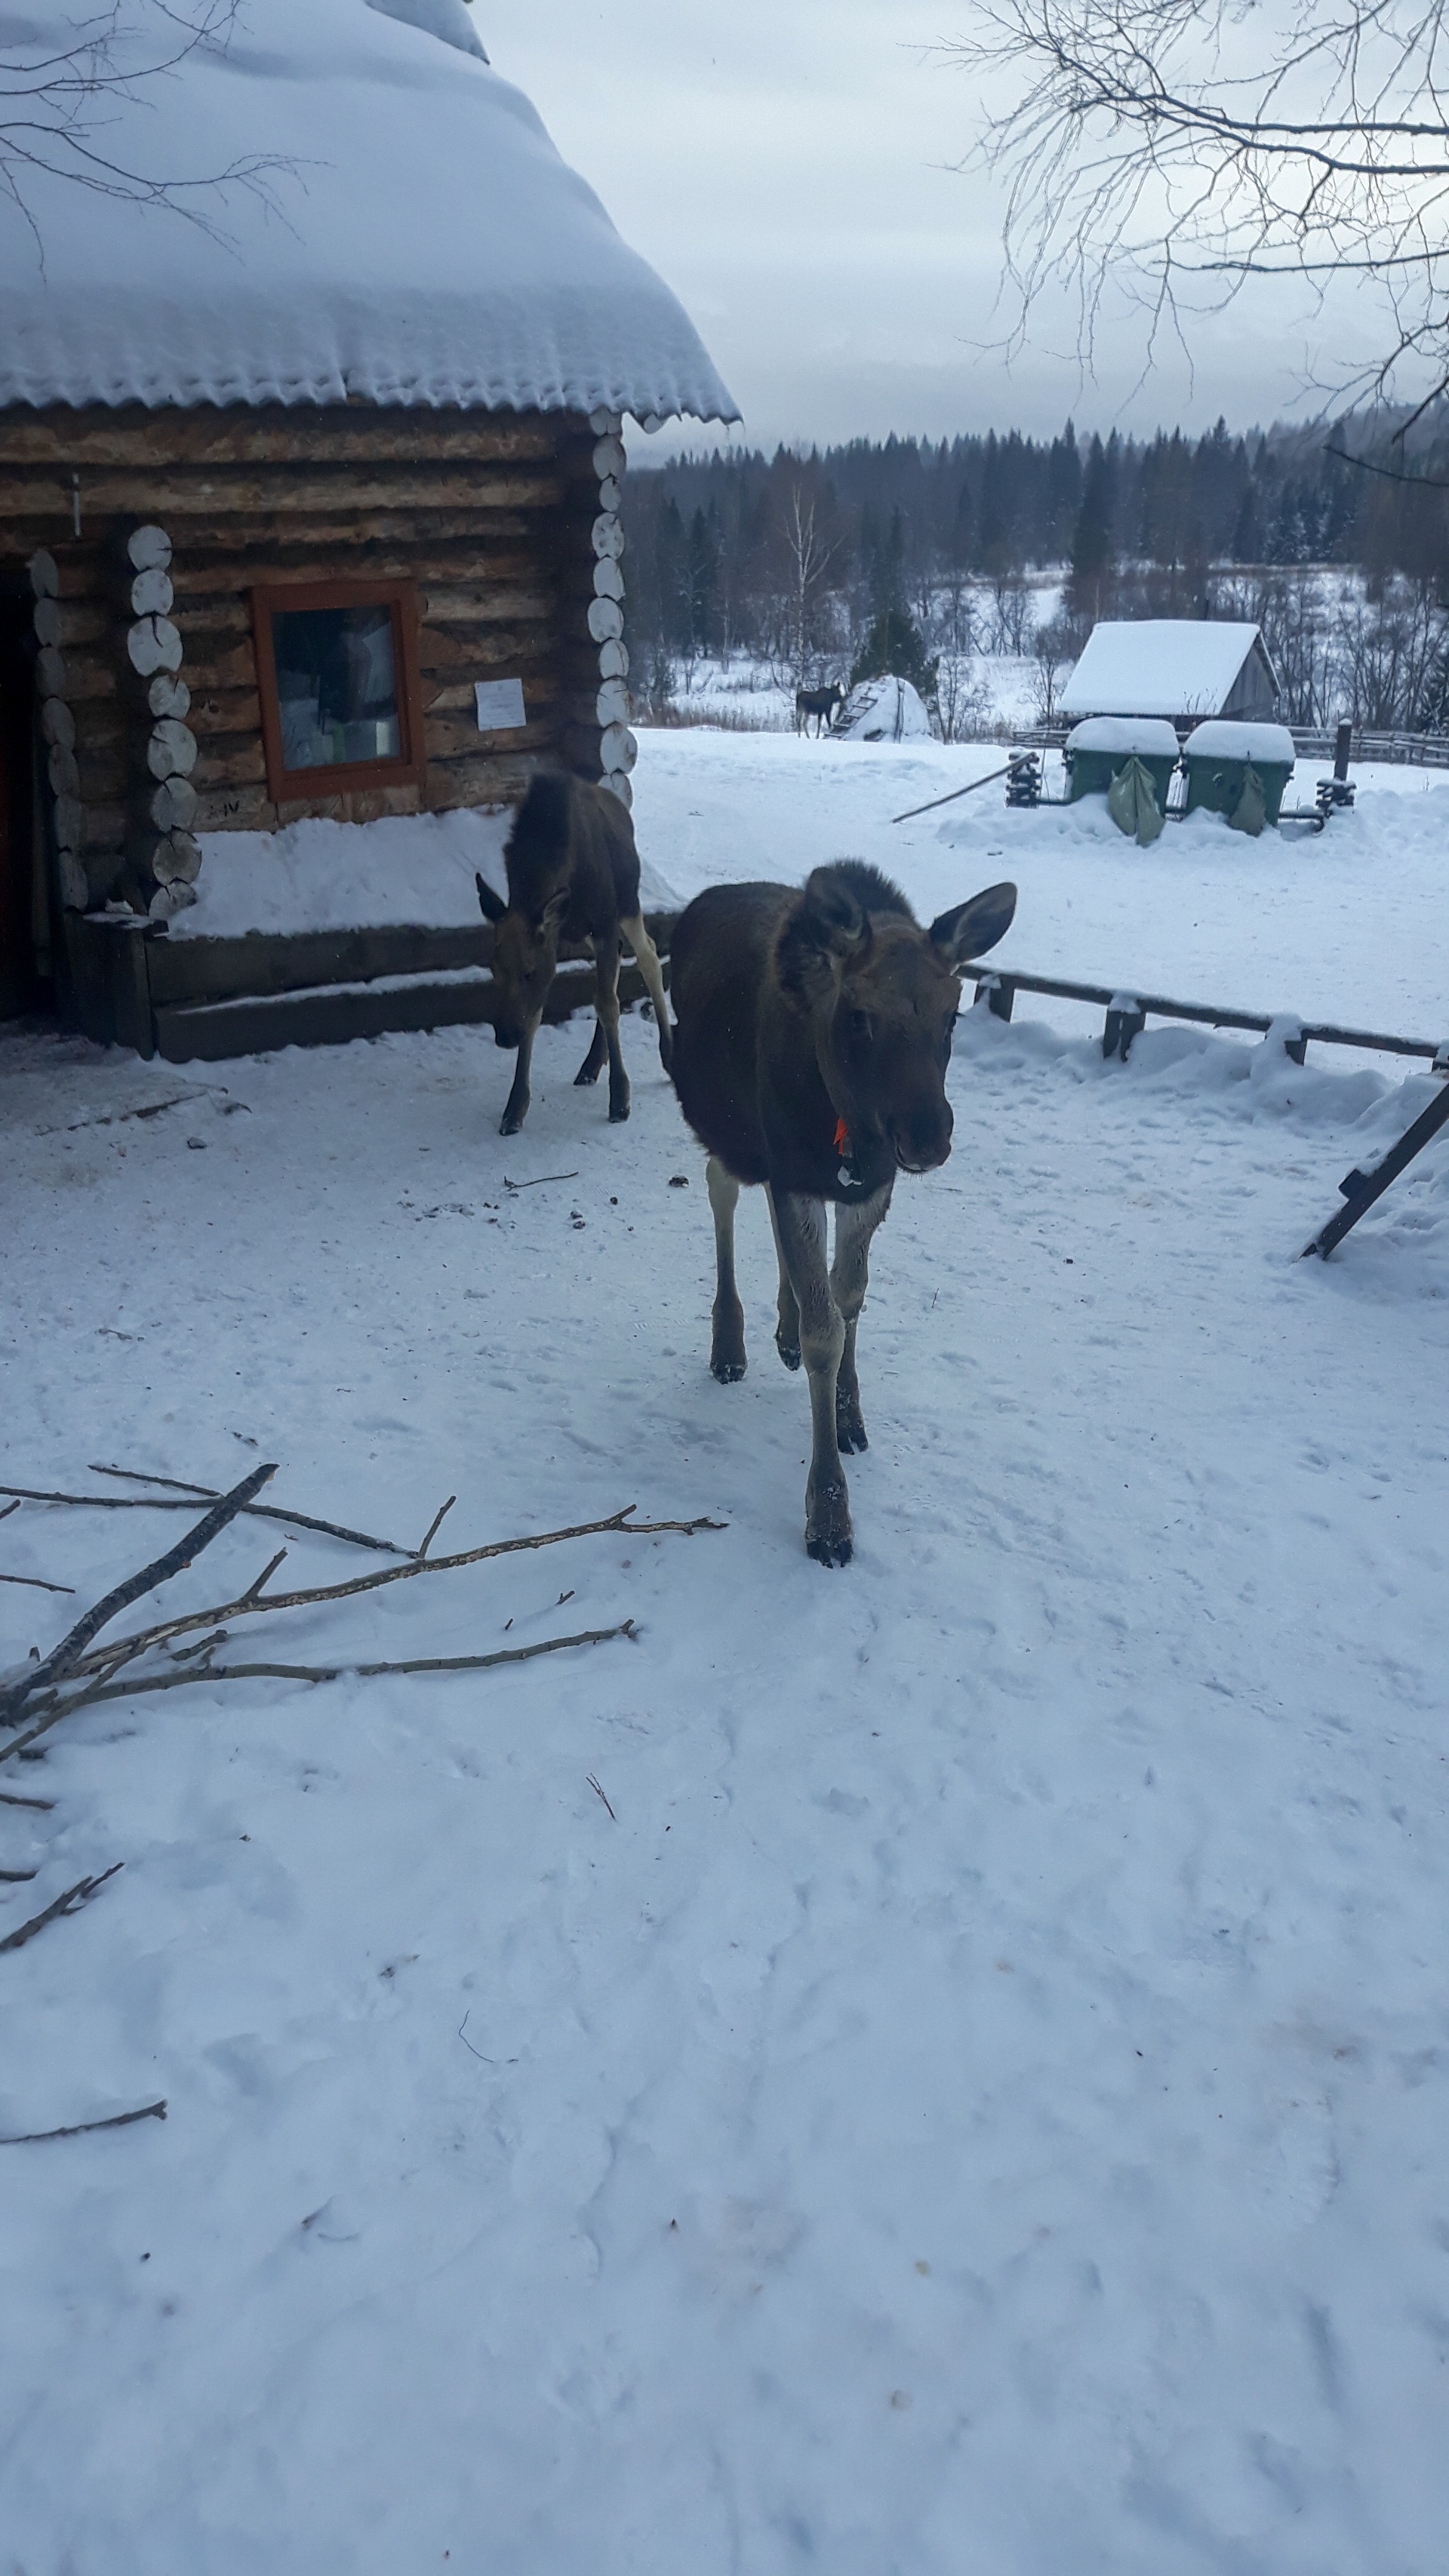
(574, 1066, 602, 1088)
(500, 1109, 525, 1137)
(608, 1103, 631, 1125)
(712, 1357, 746, 1384)
(805, 1482, 853, 1566)
(807, 1525, 854, 1568)
(775, 1335, 801, 1372)
(836, 1410, 869, 1454)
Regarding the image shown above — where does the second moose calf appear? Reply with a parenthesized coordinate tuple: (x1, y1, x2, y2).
(477, 773, 672, 1135)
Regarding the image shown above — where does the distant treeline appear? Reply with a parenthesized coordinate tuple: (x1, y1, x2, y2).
(620, 414, 1449, 731)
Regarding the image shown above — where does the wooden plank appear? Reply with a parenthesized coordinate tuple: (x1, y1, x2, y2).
(192, 735, 268, 792)
(168, 540, 543, 612)
(152, 958, 653, 1063)
(1303, 1079, 1449, 1256)
(148, 919, 493, 1005)
(0, 467, 568, 519)
(0, 406, 580, 469)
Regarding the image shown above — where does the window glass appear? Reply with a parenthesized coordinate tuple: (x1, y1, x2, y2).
(269, 602, 401, 771)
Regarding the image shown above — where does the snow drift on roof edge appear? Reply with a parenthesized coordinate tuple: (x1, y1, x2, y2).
(0, 0, 737, 423)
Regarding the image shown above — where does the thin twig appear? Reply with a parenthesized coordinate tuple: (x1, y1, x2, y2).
(1, 2099, 166, 2146)
(8, 1470, 416, 1561)
(417, 1497, 457, 1559)
(57, 1508, 722, 1686)
(0, 1862, 123, 1954)
(0, 1789, 54, 1811)
(0, 1571, 76, 1595)
(587, 1772, 617, 1821)
(0, 1869, 39, 1883)
(0, 1467, 275, 1729)
(67, 1620, 638, 1707)
(503, 1171, 579, 1190)
(0, 1501, 18, 1525)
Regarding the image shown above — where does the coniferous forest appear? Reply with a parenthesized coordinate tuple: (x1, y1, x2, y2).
(620, 416, 1449, 732)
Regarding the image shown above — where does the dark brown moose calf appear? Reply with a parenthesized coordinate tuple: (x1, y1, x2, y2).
(670, 860, 1016, 1565)
(476, 773, 672, 1135)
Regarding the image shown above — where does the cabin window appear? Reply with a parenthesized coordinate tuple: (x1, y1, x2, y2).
(251, 579, 425, 800)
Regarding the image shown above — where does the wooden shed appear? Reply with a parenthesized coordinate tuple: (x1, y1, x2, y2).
(1060, 620, 1281, 730)
(0, 0, 735, 1045)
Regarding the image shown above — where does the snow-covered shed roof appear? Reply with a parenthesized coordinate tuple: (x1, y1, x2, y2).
(0, 0, 738, 425)
(1060, 622, 1278, 722)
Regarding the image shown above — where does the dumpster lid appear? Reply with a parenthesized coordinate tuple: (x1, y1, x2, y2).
(1066, 717, 1181, 758)
(1183, 721, 1295, 765)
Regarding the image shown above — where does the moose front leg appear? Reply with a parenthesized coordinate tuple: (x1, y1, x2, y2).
(499, 1008, 543, 1136)
(830, 1181, 894, 1453)
(769, 1185, 851, 1566)
(594, 937, 631, 1123)
(766, 1189, 801, 1371)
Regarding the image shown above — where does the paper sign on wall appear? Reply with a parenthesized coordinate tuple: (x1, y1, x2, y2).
(475, 678, 526, 732)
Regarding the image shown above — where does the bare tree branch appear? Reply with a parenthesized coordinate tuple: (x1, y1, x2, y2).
(0, 1465, 275, 1728)
(945, 0, 1449, 403)
(1, 2098, 166, 2145)
(1, 3, 294, 256)
(0, 1862, 123, 1954)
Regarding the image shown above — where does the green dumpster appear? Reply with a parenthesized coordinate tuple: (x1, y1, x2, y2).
(1182, 721, 1295, 833)
(1064, 716, 1180, 817)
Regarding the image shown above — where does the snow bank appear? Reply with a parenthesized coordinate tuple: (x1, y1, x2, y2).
(0, 0, 736, 423)
(1065, 716, 1180, 758)
(1183, 721, 1298, 765)
(171, 809, 679, 941)
(837, 676, 934, 742)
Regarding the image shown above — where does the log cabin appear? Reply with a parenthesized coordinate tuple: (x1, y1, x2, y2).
(0, 0, 735, 1051)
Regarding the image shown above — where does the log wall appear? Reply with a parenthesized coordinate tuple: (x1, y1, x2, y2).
(0, 402, 631, 922)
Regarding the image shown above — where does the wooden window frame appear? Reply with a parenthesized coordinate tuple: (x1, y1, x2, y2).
(251, 576, 426, 802)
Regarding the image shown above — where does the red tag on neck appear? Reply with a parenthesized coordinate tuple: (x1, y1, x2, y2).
(833, 1116, 850, 1156)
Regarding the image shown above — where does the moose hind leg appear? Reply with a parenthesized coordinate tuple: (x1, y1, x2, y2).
(574, 1018, 608, 1086)
(620, 913, 674, 1077)
(770, 1185, 851, 1565)
(830, 1181, 894, 1453)
(706, 1157, 747, 1381)
(594, 939, 630, 1122)
(766, 1189, 801, 1371)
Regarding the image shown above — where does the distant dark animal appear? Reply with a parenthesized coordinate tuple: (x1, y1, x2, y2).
(794, 681, 847, 737)
(670, 860, 1016, 1565)
(476, 774, 672, 1135)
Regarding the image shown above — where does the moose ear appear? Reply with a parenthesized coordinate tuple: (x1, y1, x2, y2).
(540, 887, 570, 936)
(799, 866, 872, 960)
(475, 871, 506, 925)
(930, 880, 1017, 965)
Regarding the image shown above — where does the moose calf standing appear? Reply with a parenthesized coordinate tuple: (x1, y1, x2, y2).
(670, 860, 1016, 1565)
(476, 773, 672, 1135)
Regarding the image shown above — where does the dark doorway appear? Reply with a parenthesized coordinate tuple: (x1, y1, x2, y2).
(0, 580, 51, 1020)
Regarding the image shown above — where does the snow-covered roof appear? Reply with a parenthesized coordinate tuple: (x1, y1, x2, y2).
(1060, 623, 1273, 720)
(1183, 722, 1296, 766)
(0, 0, 737, 424)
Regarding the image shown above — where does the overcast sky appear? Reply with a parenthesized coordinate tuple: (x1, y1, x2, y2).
(481, 0, 1357, 457)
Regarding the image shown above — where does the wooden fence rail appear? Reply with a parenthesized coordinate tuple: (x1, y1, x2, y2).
(1010, 720, 1449, 768)
(968, 962, 1449, 1070)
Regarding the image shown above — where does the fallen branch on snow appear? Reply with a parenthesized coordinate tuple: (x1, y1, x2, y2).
(0, 1482, 724, 1762)
(0, 1467, 276, 1729)
(0, 1862, 123, 1954)
(0, 2098, 166, 2145)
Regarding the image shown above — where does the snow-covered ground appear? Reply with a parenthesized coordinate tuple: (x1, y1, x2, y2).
(2, 730, 1447, 2574)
